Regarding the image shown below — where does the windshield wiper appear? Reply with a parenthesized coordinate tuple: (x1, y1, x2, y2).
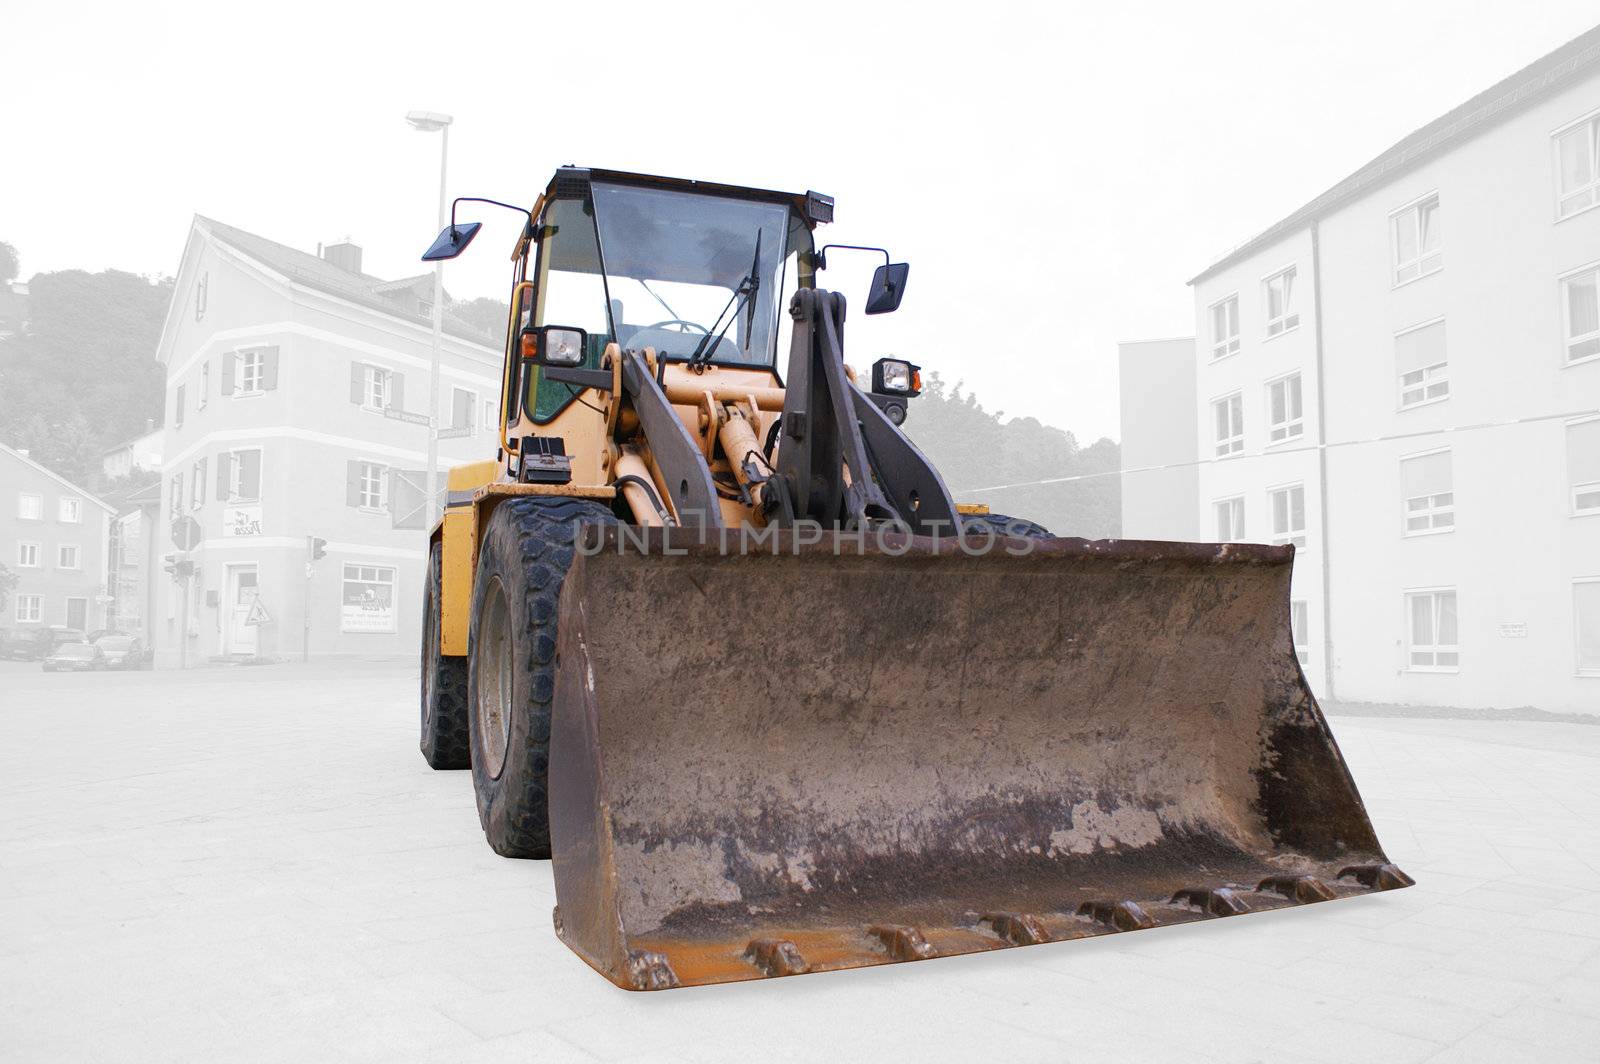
(687, 231, 761, 371)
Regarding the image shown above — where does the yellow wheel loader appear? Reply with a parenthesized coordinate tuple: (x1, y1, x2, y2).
(418, 167, 1410, 991)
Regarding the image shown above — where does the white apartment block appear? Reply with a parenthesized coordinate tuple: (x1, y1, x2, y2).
(151, 218, 503, 665)
(1123, 27, 1600, 714)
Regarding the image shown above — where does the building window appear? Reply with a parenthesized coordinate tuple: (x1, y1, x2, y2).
(1263, 267, 1299, 337)
(483, 398, 497, 431)
(1406, 589, 1459, 671)
(355, 364, 393, 412)
(17, 542, 39, 568)
(239, 350, 265, 394)
(1569, 418, 1600, 516)
(348, 460, 389, 511)
(1209, 295, 1240, 360)
(1266, 373, 1303, 443)
(17, 492, 41, 520)
(169, 474, 184, 519)
(199, 361, 210, 410)
(14, 594, 41, 623)
(190, 458, 207, 511)
(1396, 319, 1449, 408)
(451, 387, 477, 432)
(175, 384, 186, 428)
(1214, 496, 1245, 542)
(1391, 194, 1442, 284)
(1212, 392, 1244, 457)
(1291, 600, 1310, 665)
(1562, 265, 1599, 365)
(220, 449, 263, 503)
(1269, 483, 1306, 549)
(1555, 111, 1600, 219)
(342, 564, 398, 634)
(1577, 580, 1600, 676)
(1401, 450, 1454, 535)
(58, 544, 80, 570)
(58, 496, 81, 523)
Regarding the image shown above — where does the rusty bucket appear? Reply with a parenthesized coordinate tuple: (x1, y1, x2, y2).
(547, 528, 1409, 990)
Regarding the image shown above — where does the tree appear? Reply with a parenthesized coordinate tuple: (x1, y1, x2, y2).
(904, 372, 1121, 538)
(0, 241, 17, 285)
(446, 296, 509, 342)
(0, 269, 171, 484)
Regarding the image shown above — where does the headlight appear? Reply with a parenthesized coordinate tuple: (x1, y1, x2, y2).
(871, 357, 922, 397)
(542, 327, 586, 367)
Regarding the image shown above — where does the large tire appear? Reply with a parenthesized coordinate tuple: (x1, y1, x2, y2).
(467, 496, 618, 859)
(420, 540, 471, 769)
(960, 511, 1054, 539)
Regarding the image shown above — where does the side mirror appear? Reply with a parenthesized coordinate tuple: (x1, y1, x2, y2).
(421, 221, 483, 261)
(864, 262, 910, 315)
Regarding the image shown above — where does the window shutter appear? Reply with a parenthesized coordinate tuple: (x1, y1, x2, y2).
(221, 353, 236, 396)
(1569, 419, 1600, 485)
(453, 389, 473, 429)
(350, 363, 364, 404)
(388, 372, 405, 412)
(346, 461, 363, 507)
(1396, 321, 1447, 374)
(216, 452, 231, 499)
(242, 451, 262, 500)
(261, 348, 280, 391)
(175, 385, 186, 427)
(1400, 451, 1451, 499)
(195, 457, 207, 504)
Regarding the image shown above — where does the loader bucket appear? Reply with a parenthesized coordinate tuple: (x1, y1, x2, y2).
(547, 527, 1409, 990)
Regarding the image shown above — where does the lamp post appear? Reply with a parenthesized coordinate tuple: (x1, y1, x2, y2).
(406, 110, 453, 526)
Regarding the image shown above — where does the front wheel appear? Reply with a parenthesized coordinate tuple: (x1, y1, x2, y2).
(467, 496, 617, 859)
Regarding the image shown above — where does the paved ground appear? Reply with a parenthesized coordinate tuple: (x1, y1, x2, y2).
(2, 660, 1597, 1063)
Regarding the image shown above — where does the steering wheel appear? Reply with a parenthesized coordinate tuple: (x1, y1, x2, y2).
(643, 318, 708, 334)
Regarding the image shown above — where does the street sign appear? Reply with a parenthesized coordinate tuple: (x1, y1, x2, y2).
(170, 516, 202, 550)
(437, 426, 473, 440)
(384, 407, 432, 426)
(244, 597, 272, 627)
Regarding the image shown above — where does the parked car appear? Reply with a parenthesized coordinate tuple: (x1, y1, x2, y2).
(41, 642, 105, 672)
(6, 626, 86, 661)
(94, 634, 151, 671)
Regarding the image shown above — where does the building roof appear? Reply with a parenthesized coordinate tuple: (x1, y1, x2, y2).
(1190, 23, 1600, 284)
(194, 216, 500, 346)
(0, 442, 117, 515)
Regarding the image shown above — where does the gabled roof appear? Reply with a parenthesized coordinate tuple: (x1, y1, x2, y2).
(194, 216, 499, 346)
(1190, 23, 1600, 284)
(0, 442, 117, 514)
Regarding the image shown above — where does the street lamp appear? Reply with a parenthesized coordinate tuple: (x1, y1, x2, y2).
(406, 110, 453, 526)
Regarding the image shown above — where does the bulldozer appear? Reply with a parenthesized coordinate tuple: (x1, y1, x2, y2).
(418, 166, 1411, 991)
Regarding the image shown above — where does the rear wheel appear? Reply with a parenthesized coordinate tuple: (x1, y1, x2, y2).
(420, 540, 470, 769)
(468, 496, 617, 859)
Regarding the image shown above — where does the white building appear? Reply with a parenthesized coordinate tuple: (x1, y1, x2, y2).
(1123, 26, 1600, 714)
(151, 217, 504, 666)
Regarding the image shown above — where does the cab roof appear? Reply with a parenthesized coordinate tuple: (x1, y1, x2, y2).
(542, 167, 834, 228)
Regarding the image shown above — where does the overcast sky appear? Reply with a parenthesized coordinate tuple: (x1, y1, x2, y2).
(3, 1, 1597, 442)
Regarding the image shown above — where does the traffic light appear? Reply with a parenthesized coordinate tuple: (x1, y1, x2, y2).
(308, 536, 328, 562)
(163, 553, 195, 580)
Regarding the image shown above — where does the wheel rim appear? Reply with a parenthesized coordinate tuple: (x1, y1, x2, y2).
(475, 577, 514, 779)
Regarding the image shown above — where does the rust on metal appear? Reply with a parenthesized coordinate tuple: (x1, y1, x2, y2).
(1338, 863, 1416, 891)
(1077, 901, 1157, 932)
(868, 925, 938, 961)
(545, 528, 1411, 989)
(625, 949, 680, 991)
(744, 938, 811, 977)
(981, 912, 1052, 946)
(1171, 887, 1249, 917)
(1258, 875, 1337, 903)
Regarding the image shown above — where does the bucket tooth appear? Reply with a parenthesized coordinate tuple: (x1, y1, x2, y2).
(744, 938, 810, 977)
(1077, 900, 1156, 932)
(625, 949, 681, 991)
(868, 924, 937, 961)
(1172, 887, 1249, 916)
(1257, 875, 1337, 903)
(981, 911, 1052, 946)
(1338, 863, 1415, 891)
